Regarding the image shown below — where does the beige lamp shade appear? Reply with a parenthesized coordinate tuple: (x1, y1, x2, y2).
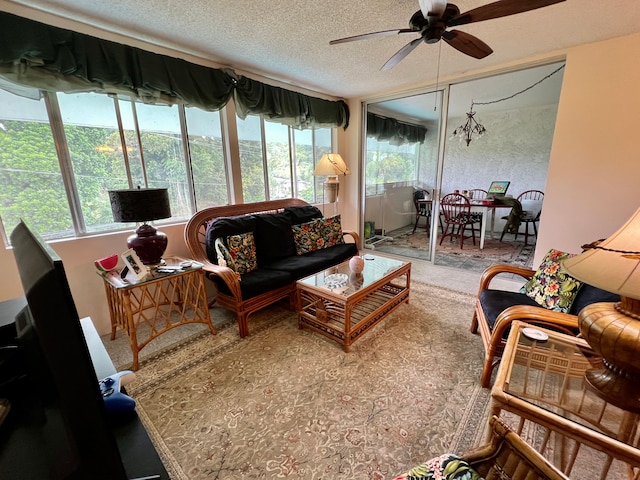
(562, 207, 640, 300)
(313, 154, 351, 177)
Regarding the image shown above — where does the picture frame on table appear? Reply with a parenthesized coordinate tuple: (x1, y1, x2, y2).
(121, 248, 148, 282)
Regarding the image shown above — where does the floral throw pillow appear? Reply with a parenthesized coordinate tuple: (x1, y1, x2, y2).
(225, 232, 257, 274)
(322, 215, 345, 247)
(520, 248, 583, 312)
(393, 454, 482, 480)
(292, 218, 325, 255)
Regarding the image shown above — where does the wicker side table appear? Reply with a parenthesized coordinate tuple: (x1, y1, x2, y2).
(101, 257, 215, 370)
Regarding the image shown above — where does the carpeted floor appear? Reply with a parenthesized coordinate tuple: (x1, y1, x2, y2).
(369, 225, 535, 273)
(123, 282, 492, 480)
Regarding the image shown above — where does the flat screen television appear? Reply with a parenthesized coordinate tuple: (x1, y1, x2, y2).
(9, 220, 128, 479)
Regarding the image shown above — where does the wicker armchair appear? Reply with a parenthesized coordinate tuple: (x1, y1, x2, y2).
(393, 416, 569, 480)
(464, 416, 569, 480)
(470, 263, 619, 388)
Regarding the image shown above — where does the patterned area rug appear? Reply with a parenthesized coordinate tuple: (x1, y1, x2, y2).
(372, 226, 535, 272)
(126, 283, 491, 480)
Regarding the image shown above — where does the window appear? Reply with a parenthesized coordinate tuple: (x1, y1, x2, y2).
(0, 87, 335, 243)
(365, 137, 421, 196)
(184, 107, 228, 209)
(237, 115, 266, 203)
(237, 114, 332, 204)
(0, 89, 73, 240)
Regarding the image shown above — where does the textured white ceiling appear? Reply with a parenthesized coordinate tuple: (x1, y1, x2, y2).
(2, 0, 640, 102)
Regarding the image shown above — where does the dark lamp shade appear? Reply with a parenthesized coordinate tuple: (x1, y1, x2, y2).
(108, 188, 171, 223)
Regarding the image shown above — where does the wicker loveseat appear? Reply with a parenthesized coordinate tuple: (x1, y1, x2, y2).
(470, 262, 620, 388)
(184, 199, 359, 337)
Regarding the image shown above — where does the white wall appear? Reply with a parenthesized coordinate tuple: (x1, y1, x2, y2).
(443, 104, 556, 197)
(536, 33, 640, 264)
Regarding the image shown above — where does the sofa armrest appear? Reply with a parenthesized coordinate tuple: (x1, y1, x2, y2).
(200, 260, 243, 301)
(342, 230, 360, 249)
(477, 263, 536, 293)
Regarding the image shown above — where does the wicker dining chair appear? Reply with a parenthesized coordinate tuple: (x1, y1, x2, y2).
(393, 416, 569, 480)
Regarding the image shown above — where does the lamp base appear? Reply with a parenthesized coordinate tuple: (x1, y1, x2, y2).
(579, 298, 640, 413)
(127, 223, 168, 265)
(584, 361, 640, 414)
(323, 176, 339, 204)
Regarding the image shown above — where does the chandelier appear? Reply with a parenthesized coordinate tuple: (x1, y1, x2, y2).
(450, 64, 565, 147)
(451, 103, 486, 147)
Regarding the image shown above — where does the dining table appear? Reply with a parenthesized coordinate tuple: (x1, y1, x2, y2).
(469, 199, 513, 249)
(418, 198, 513, 249)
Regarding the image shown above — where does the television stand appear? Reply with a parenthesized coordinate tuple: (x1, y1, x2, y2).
(81, 317, 169, 480)
(0, 300, 169, 479)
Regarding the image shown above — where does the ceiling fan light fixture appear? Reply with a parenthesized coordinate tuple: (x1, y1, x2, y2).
(329, 0, 566, 71)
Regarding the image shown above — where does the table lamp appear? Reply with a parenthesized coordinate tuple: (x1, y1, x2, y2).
(562, 207, 640, 411)
(108, 187, 171, 265)
(313, 153, 350, 204)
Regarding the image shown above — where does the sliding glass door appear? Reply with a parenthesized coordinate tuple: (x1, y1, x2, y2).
(362, 90, 444, 262)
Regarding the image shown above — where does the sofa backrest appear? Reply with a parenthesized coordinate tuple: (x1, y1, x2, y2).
(202, 203, 325, 266)
(569, 284, 620, 315)
(184, 198, 311, 265)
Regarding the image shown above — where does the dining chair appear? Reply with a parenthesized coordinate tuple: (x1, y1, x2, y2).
(500, 190, 544, 245)
(412, 189, 431, 233)
(439, 193, 480, 249)
(466, 188, 488, 224)
(468, 188, 488, 200)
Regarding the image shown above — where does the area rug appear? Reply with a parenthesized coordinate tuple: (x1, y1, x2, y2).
(126, 282, 491, 480)
(373, 226, 535, 272)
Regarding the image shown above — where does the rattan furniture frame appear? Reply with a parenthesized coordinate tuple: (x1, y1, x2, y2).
(184, 199, 360, 338)
(101, 257, 215, 370)
(296, 254, 410, 351)
(470, 263, 582, 388)
(463, 415, 570, 480)
(491, 320, 640, 478)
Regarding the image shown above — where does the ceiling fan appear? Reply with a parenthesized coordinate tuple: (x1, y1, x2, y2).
(329, 0, 566, 71)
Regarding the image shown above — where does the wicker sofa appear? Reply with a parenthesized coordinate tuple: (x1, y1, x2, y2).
(184, 199, 360, 337)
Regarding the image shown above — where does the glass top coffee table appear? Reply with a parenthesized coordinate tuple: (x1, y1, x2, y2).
(491, 320, 640, 478)
(296, 254, 410, 352)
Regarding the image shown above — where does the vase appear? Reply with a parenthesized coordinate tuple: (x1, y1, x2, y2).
(349, 255, 365, 274)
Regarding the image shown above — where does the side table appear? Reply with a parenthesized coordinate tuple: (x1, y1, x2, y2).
(490, 320, 640, 479)
(100, 257, 215, 370)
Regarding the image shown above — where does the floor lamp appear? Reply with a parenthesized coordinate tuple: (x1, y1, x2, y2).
(313, 153, 350, 215)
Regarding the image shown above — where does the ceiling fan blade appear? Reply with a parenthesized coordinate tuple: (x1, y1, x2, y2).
(419, 0, 447, 18)
(442, 30, 493, 59)
(330, 29, 417, 45)
(381, 38, 423, 71)
(448, 0, 565, 27)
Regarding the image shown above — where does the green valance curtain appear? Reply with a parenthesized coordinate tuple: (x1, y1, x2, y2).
(234, 75, 349, 129)
(0, 11, 349, 129)
(367, 112, 427, 145)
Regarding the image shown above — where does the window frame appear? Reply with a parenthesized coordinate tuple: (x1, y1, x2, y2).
(0, 87, 335, 243)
